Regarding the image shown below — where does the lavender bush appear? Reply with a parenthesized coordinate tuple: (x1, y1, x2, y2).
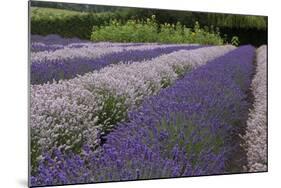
(243, 45, 267, 172)
(30, 41, 145, 53)
(87, 45, 255, 181)
(31, 41, 199, 63)
(31, 34, 89, 45)
(31, 45, 201, 84)
(31, 42, 65, 52)
(30, 45, 234, 175)
(31, 45, 254, 186)
(31, 34, 157, 47)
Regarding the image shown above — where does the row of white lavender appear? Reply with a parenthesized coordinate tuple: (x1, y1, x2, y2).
(243, 45, 267, 172)
(31, 41, 149, 53)
(31, 41, 166, 50)
(31, 42, 199, 63)
(30, 45, 235, 164)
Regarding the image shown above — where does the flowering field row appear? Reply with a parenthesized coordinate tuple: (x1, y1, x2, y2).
(30, 45, 235, 174)
(31, 45, 255, 186)
(31, 34, 176, 53)
(31, 34, 88, 46)
(31, 43, 191, 63)
(243, 45, 267, 172)
(31, 41, 149, 53)
(31, 44, 201, 84)
(31, 34, 168, 47)
(31, 41, 198, 63)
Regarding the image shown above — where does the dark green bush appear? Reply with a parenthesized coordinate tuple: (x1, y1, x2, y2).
(31, 7, 123, 39)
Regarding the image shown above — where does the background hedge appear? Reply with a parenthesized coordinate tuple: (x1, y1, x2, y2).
(30, 1, 267, 46)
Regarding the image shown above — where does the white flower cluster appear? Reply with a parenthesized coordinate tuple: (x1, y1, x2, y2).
(31, 42, 198, 63)
(243, 45, 267, 172)
(31, 41, 145, 52)
(31, 42, 64, 49)
(30, 45, 235, 160)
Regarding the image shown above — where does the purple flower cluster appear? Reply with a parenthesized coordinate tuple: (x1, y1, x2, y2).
(31, 34, 89, 46)
(92, 45, 254, 179)
(30, 35, 144, 53)
(30, 34, 176, 48)
(31, 43, 64, 53)
(31, 45, 201, 85)
(31, 148, 91, 186)
(31, 45, 255, 186)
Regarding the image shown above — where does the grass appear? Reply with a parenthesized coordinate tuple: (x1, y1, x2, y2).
(31, 7, 87, 19)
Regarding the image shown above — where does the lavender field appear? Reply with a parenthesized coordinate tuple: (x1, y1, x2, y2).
(30, 34, 267, 187)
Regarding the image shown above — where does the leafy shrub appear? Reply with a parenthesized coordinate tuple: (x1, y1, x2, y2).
(91, 17, 158, 42)
(231, 36, 240, 46)
(91, 16, 224, 45)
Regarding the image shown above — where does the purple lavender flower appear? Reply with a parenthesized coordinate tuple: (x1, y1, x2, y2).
(88, 45, 254, 180)
(31, 45, 201, 85)
(31, 45, 255, 187)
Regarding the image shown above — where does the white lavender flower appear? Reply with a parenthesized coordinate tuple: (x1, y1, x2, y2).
(243, 45, 267, 172)
(31, 42, 198, 63)
(31, 45, 235, 162)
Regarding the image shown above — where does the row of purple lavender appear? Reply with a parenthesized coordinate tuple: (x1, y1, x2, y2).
(30, 44, 262, 186)
(30, 44, 234, 176)
(31, 45, 202, 84)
